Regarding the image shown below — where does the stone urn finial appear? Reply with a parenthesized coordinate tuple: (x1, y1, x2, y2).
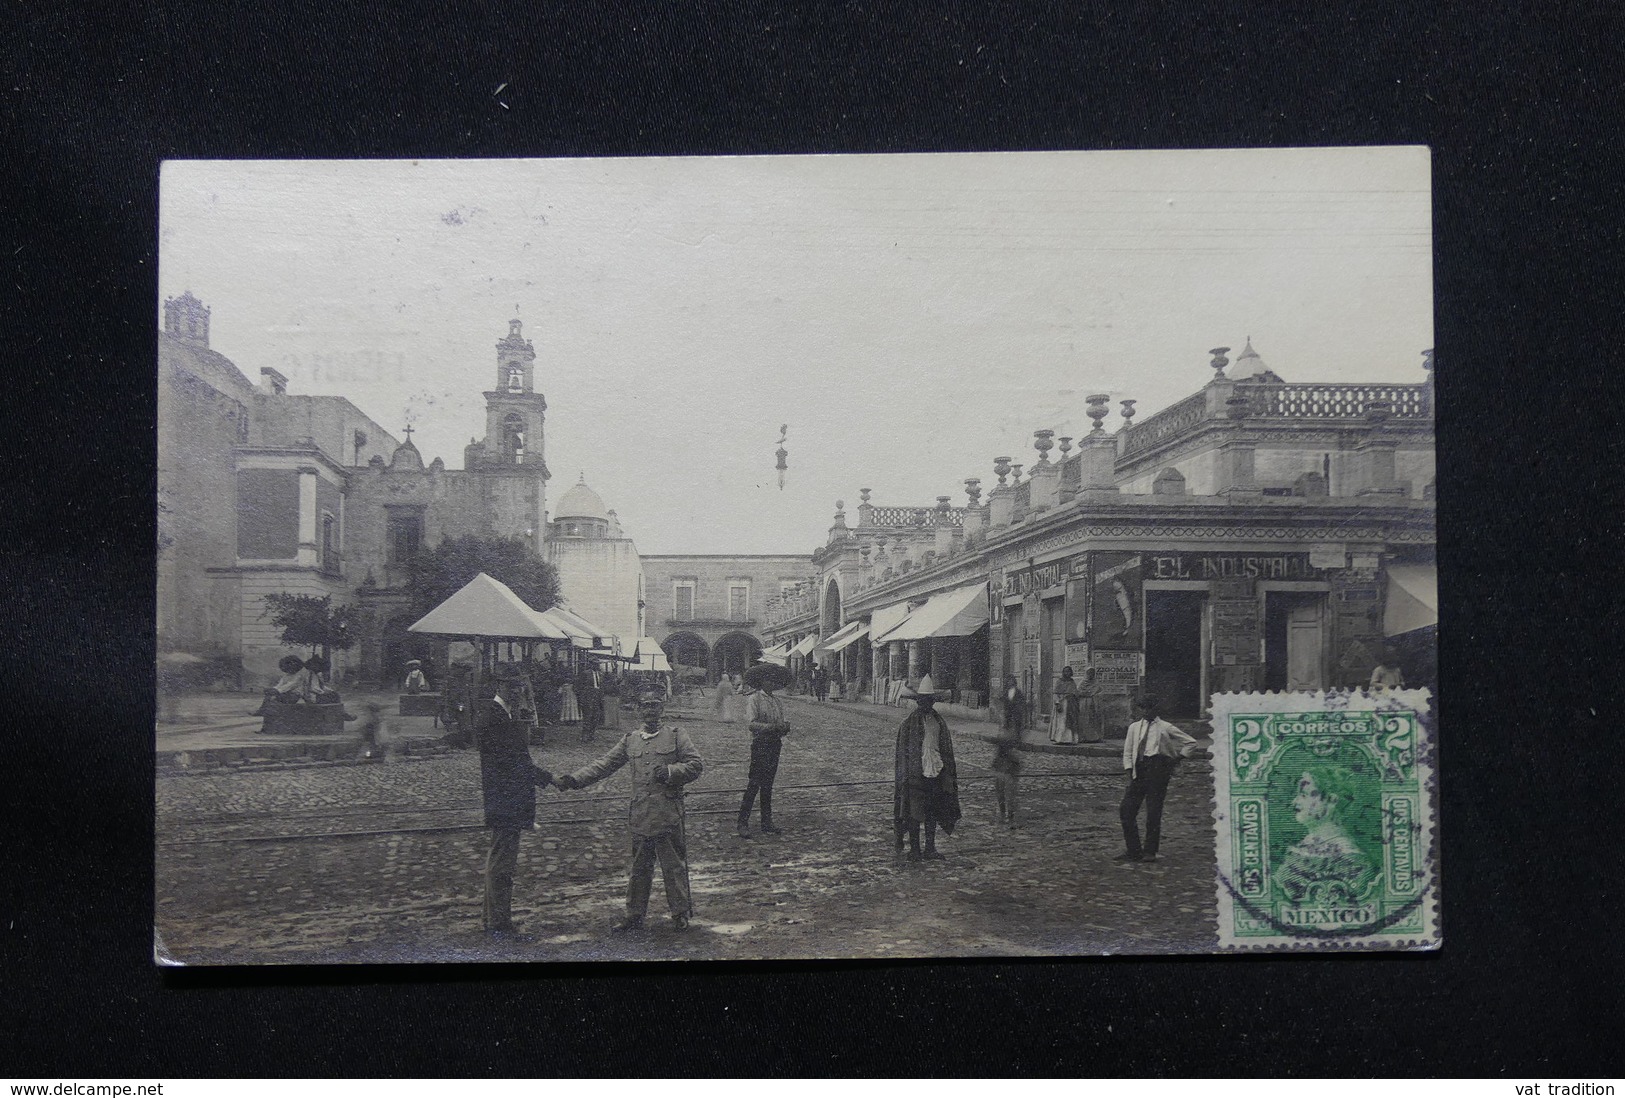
(1057, 436, 1073, 460)
(1010, 462, 1024, 482)
(1086, 394, 1111, 434)
(1210, 347, 1231, 378)
(964, 477, 982, 506)
(1033, 428, 1055, 464)
(993, 456, 1012, 487)
(1120, 399, 1137, 426)
(935, 495, 952, 519)
(859, 487, 872, 504)
(1421, 349, 1434, 376)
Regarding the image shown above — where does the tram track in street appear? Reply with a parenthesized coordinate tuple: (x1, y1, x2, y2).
(157, 769, 1122, 846)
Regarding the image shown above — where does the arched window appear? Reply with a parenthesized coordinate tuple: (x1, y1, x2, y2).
(503, 413, 526, 460)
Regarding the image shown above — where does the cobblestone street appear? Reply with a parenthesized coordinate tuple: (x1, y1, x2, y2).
(156, 693, 1220, 963)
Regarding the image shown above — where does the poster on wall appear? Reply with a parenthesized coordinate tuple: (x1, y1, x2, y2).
(1088, 649, 1142, 690)
(1089, 552, 1143, 650)
(1065, 575, 1089, 643)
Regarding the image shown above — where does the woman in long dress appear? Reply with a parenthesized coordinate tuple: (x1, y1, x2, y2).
(1050, 665, 1082, 745)
(1076, 666, 1103, 743)
(558, 678, 581, 723)
(713, 672, 736, 722)
(600, 672, 623, 730)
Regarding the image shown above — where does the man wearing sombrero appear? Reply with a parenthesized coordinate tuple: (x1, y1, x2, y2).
(893, 673, 962, 860)
(737, 657, 793, 838)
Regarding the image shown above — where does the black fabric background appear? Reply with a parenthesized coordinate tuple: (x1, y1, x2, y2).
(4, 2, 1621, 1077)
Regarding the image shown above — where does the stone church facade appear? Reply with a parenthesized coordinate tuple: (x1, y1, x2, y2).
(157, 296, 554, 687)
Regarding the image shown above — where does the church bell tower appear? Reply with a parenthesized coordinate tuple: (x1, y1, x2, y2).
(478, 318, 551, 548)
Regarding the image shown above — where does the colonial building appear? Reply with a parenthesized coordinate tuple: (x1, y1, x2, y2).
(543, 477, 646, 650)
(158, 297, 556, 686)
(764, 343, 1437, 730)
(639, 555, 815, 679)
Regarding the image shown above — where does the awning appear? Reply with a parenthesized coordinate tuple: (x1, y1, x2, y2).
(867, 602, 915, 645)
(1384, 564, 1438, 636)
(409, 573, 564, 639)
(789, 635, 818, 658)
(819, 621, 869, 652)
(884, 582, 990, 641)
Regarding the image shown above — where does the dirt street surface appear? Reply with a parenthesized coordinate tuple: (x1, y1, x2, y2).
(156, 694, 1219, 963)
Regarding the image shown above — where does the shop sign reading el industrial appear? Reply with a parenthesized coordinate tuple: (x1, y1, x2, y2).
(1001, 559, 1068, 598)
(1145, 552, 1323, 581)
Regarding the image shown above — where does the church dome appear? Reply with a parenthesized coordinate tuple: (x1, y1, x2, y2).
(555, 477, 610, 521)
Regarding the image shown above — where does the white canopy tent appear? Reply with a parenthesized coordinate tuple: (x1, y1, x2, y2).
(632, 637, 672, 673)
(789, 635, 819, 658)
(409, 573, 566, 640)
(1383, 564, 1438, 636)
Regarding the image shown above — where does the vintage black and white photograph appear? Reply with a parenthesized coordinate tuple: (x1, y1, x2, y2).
(155, 148, 1437, 963)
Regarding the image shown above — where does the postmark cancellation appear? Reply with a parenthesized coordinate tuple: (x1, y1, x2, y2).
(1209, 688, 1438, 951)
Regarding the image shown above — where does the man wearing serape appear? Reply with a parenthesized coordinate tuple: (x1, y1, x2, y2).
(893, 674, 962, 861)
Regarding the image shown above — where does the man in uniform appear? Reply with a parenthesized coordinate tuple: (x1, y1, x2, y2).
(552, 689, 704, 932)
(478, 665, 555, 936)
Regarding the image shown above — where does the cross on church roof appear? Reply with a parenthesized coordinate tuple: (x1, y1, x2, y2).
(403, 424, 414, 440)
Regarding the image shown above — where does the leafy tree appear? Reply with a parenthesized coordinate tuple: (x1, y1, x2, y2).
(406, 535, 563, 618)
(260, 593, 358, 659)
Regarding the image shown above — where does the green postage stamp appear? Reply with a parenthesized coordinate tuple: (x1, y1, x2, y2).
(1208, 689, 1438, 951)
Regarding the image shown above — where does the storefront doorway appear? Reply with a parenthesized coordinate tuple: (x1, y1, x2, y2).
(1036, 597, 1059, 723)
(1264, 591, 1328, 691)
(1144, 590, 1206, 718)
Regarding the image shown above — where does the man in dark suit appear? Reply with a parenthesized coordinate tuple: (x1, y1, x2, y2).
(479, 666, 555, 936)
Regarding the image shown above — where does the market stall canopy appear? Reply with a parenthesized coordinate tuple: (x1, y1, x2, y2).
(521, 609, 573, 641)
(538, 606, 613, 648)
(885, 582, 990, 641)
(789, 635, 818, 658)
(633, 638, 672, 672)
(867, 602, 915, 645)
(409, 573, 562, 639)
(1383, 564, 1438, 636)
(819, 620, 868, 653)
